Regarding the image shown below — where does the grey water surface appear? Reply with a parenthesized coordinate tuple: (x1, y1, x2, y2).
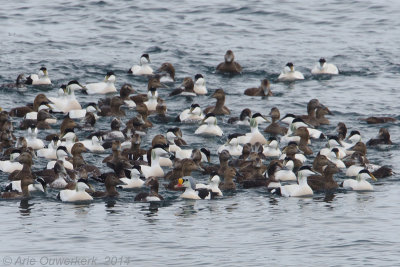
(0, 0, 399, 266)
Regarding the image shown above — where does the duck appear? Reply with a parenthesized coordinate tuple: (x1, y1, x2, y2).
(227, 108, 252, 126)
(4, 177, 46, 193)
(340, 130, 362, 149)
(265, 160, 284, 189)
(134, 177, 164, 201)
(263, 137, 282, 158)
(327, 148, 346, 169)
(275, 157, 296, 182)
(366, 128, 392, 146)
(118, 83, 136, 108)
(49, 160, 74, 189)
(164, 158, 205, 189)
(244, 79, 272, 96)
(177, 103, 204, 123)
(264, 107, 287, 136)
(80, 136, 104, 153)
(121, 134, 147, 161)
(219, 167, 237, 191)
(37, 136, 60, 159)
(46, 146, 73, 170)
(295, 127, 313, 156)
(216, 50, 242, 74)
(315, 105, 332, 125)
(177, 176, 215, 200)
(0, 149, 23, 173)
(278, 62, 304, 81)
(84, 71, 117, 94)
(238, 157, 269, 188)
(69, 103, 100, 119)
(340, 169, 377, 191)
(59, 129, 77, 153)
(90, 173, 122, 198)
(196, 174, 223, 196)
(272, 166, 316, 197)
(118, 166, 145, 189)
(10, 94, 51, 117)
(129, 53, 153, 75)
(1, 74, 26, 89)
(307, 164, 339, 192)
(157, 62, 175, 83)
(166, 127, 187, 152)
(144, 87, 159, 112)
(58, 179, 93, 202)
(194, 113, 223, 136)
(1, 173, 34, 199)
(8, 152, 35, 182)
(312, 153, 330, 174)
(98, 96, 125, 117)
(319, 136, 347, 159)
(203, 89, 230, 115)
(238, 113, 269, 145)
(20, 109, 55, 130)
(193, 74, 207, 95)
(169, 77, 197, 96)
(48, 81, 84, 113)
(25, 126, 45, 150)
(25, 67, 51, 85)
(298, 99, 323, 127)
(140, 144, 170, 178)
(280, 142, 307, 167)
(311, 58, 339, 75)
(361, 116, 397, 124)
(217, 133, 243, 156)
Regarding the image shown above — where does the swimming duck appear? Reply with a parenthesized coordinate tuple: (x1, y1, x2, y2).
(49, 160, 74, 189)
(164, 158, 205, 190)
(8, 152, 35, 182)
(217, 133, 243, 156)
(244, 79, 272, 96)
(340, 169, 377, 191)
(193, 74, 207, 95)
(336, 122, 348, 141)
(194, 113, 223, 136)
(1, 74, 26, 89)
(263, 137, 282, 158)
(49, 81, 84, 113)
(118, 166, 145, 189)
(264, 107, 287, 136)
(80, 136, 104, 153)
(69, 103, 100, 119)
(216, 50, 242, 74)
(275, 157, 296, 182)
(20, 109, 56, 130)
(340, 130, 362, 149)
(307, 164, 339, 192)
(315, 105, 332, 125)
(37, 136, 60, 159)
(366, 128, 392, 146)
(166, 127, 187, 151)
(26, 126, 45, 150)
(278, 62, 304, 81)
(118, 83, 136, 108)
(129, 53, 153, 75)
(47, 146, 73, 170)
(279, 142, 305, 170)
(144, 87, 160, 112)
(1, 173, 34, 199)
(177, 176, 215, 200)
(327, 148, 346, 169)
(238, 157, 268, 188)
(361, 116, 397, 124)
(5, 177, 46, 193)
(264, 160, 284, 189)
(272, 166, 316, 197)
(312, 153, 330, 174)
(177, 103, 205, 123)
(25, 67, 51, 85)
(90, 173, 122, 198)
(311, 58, 339, 75)
(59, 129, 77, 153)
(121, 134, 147, 161)
(295, 127, 313, 155)
(58, 179, 93, 202)
(157, 62, 175, 83)
(134, 177, 164, 202)
(219, 167, 237, 191)
(297, 99, 324, 127)
(169, 77, 197, 96)
(196, 174, 223, 196)
(227, 108, 252, 126)
(238, 113, 269, 145)
(98, 96, 126, 117)
(140, 144, 170, 178)
(10, 94, 51, 117)
(84, 71, 117, 94)
(0, 149, 23, 173)
(319, 136, 346, 159)
(203, 89, 230, 115)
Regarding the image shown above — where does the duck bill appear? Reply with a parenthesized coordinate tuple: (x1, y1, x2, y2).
(177, 178, 183, 187)
(370, 173, 377, 181)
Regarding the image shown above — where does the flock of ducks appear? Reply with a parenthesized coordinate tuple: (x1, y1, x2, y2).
(0, 50, 396, 203)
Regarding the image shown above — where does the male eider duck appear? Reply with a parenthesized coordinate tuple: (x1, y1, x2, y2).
(340, 169, 377, 191)
(177, 103, 204, 123)
(244, 79, 272, 97)
(49, 80, 84, 113)
(118, 166, 145, 189)
(217, 133, 243, 156)
(129, 53, 153, 75)
(311, 58, 339, 75)
(195, 113, 223, 136)
(196, 174, 223, 196)
(193, 74, 207, 95)
(140, 144, 170, 178)
(216, 50, 242, 74)
(58, 179, 93, 202)
(26, 67, 51, 85)
(272, 166, 316, 197)
(84, 71, 117, 94)
(278, 62, 304, 81)
(238, 113, 269, 145)
(5, 177, 46, 193)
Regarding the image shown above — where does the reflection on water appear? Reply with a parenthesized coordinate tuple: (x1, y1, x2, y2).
(19, 199, 34, 216)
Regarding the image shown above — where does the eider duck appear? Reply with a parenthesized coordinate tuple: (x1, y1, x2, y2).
(361, 116, 397, 124)
(244, 79, 272, 96)
(238, 113, 269, 145)
(134, 177, 164, 202)
(340, 169, 377, 191)
(278, 62, 304, 81)
(5, 177, 46, 193)
(1, 173, 34, 199)
(90, 173, 122, 198)
(194, 113, 223, 136)
(140, 144, 170, 178)
(84, 71, 117, 94)
(217, 133, 243, 156)
(203, 89, 230, 115)
(311, 58, 339, 75)
(169, 77, 196, 97)
(264, 107, 287, 136)
(272, 166, 316, 197)
(10, 94, 51, 117)
(193, 74, 207, 95)
(219, 167, 237, 191)
(48, 80, 84, 113)
(119, 166, 145, 189)
(177, 103, 204, 123)
(129, 54, 153, 75)
(25, 67, 51, 85)
(307, 164, 339, 192)
(263, 137, 282, 158)
(177, 176, 215, 200)
(58, 179, 93, 202)
(216, 50, 242, 74)
(227, 108, 252, 126)
(366, 128, 392, 146)
(157, 63, 175, 83)
(196, 174, 223, 196)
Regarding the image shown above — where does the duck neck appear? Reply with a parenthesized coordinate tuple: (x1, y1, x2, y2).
(215, 96, 225, 108)
(298, 174, 308, 186)
(21, 183, 31, 198)
(151, 154, 160, 168)
(106, 185, 118, 196)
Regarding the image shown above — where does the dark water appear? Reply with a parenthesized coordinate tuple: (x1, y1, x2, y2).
(1, 0, 400, 266)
